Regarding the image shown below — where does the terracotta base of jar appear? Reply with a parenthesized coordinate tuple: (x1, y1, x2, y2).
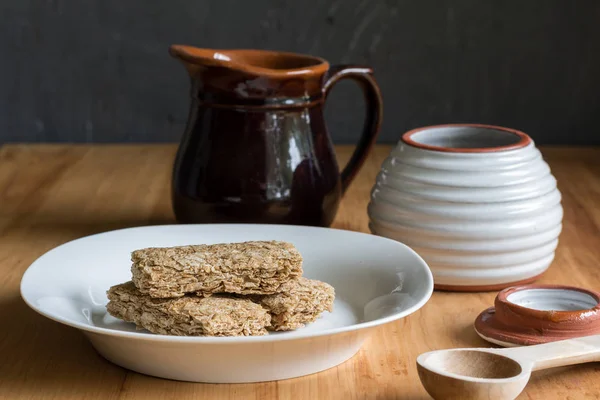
(434, 273, 542, 292)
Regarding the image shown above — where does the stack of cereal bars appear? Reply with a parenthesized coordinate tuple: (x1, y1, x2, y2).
(106, 241, 335, 336)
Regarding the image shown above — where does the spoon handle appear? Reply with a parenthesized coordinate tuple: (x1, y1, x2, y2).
(500, 334, 600, 371)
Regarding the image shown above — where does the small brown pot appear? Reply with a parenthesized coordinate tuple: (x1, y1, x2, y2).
(475, 284, 600, 346)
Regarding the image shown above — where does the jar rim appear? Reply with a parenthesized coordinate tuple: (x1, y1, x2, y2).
(402, 124, 532, 153)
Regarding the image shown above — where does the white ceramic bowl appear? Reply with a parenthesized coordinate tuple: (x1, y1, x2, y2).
(368, 124, 563, 291)
(20, 224, 433, 383)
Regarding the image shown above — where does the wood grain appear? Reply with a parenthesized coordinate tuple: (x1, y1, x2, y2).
(0, 144, 599, 400)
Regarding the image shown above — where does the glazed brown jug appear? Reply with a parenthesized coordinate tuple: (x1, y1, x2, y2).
(169, 45, 383, 227)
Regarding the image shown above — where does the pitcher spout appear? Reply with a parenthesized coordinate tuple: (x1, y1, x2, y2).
(169, 45, 237, 76)
(168, 45, 331, 104)
(169, 45, 329, 78)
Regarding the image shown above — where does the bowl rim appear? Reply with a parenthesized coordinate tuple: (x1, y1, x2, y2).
(20, 224, 434, 344)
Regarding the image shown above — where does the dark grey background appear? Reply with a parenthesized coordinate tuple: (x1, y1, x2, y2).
(2, 0, 599, 145)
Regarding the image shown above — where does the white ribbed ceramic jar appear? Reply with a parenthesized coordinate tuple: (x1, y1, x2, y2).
(367, 124, 563, 291)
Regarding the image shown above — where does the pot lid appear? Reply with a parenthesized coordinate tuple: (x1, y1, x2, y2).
(474, 284, 600, 347)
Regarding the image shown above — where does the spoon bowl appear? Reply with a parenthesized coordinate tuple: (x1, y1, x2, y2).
(417, 349, 530, 400)
(417, 335, 600, 400)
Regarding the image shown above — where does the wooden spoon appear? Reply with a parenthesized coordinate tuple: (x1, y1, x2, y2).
(416, 335, 600, 400)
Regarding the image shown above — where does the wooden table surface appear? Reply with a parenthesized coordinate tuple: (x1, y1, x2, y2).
(1, 144, 599, 400)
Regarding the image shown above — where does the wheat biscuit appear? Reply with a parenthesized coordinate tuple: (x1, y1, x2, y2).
(131, 240, 303, 298)
(256, 277, 335, 331)
(106, 281, 270, 336)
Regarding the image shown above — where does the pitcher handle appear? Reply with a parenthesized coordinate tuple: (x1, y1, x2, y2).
(323, 65, 383, 193)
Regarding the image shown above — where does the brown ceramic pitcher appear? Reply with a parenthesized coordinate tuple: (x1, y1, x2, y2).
(169, 46, 383, 226)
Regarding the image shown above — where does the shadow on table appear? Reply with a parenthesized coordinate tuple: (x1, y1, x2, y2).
(0, 296, 126, 398)
(455, 322, 492, 347)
